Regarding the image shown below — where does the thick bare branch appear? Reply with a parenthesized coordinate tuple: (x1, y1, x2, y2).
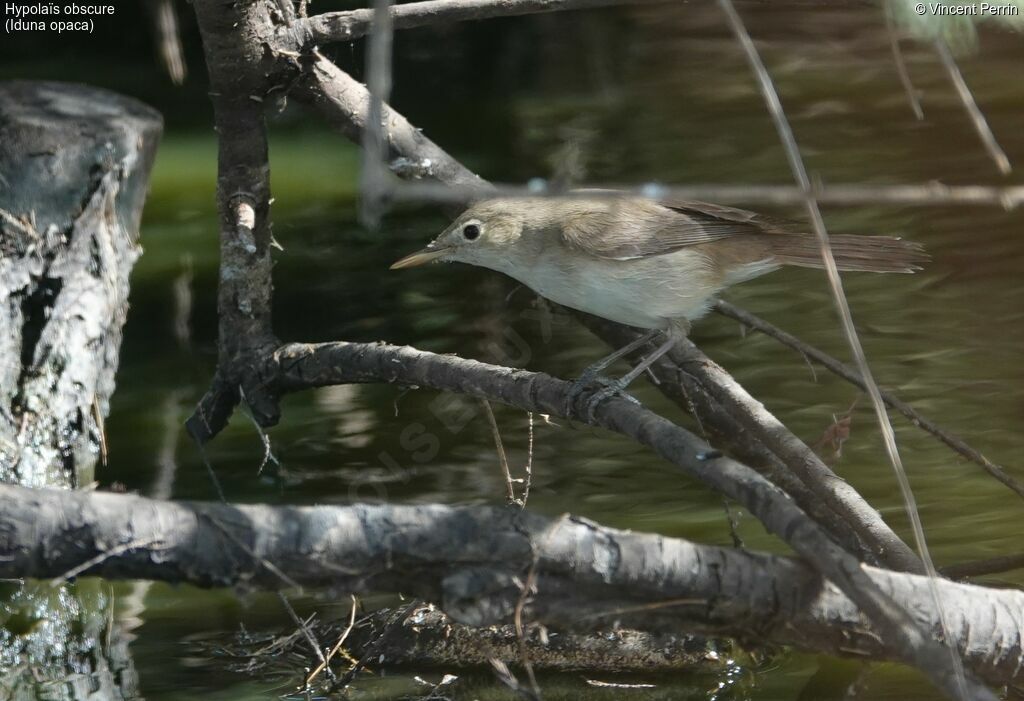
(264, 337, 985, 694)
(186, 0, 284, 441)
(576, 313, 922, 573)
(285, 53, 926, 574)
(291, 53, 493, 197)
(2, 484, 1024, 687)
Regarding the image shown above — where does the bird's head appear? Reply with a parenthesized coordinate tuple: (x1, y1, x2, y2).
(390, 199, 533, 272)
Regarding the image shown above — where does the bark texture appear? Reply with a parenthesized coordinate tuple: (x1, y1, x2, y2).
(2, 484, 1023, 687)
(0, 81, 162, 488)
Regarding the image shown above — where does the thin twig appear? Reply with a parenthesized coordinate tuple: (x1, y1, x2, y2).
(290, 0, 666, 46)
(91, 395, 108, 467)
(481, 399, 517, 503)
(360, 0, 394, 227)
(941, 552, 1024, 580)
(578, 597, 708, 622)
(201, 512, 302, 590)
(934, 38, 1011, 175)
(714, 300, 1024, 501)
(521, 412, 534, 508)
(514, 553, 542, 700)
(192, 436, 228, 503)
(717, 2, 979, 699)
(330, 599, 419, 691)
(885, 2, 923, 120)
(381, 177, 1024, 208)
(723, 497, 743, 549)
(0, 207, 41, 238)
(50, 536, 162, 586)
(305, 595, 358, 687)
(278, 591, 328, 675)
(239, 386, 281, 475)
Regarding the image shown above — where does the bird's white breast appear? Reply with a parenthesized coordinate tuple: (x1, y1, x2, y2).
(496, 248, 725, 330)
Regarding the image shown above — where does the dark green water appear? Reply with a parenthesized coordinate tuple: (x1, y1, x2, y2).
(13, 3, 1024, 699)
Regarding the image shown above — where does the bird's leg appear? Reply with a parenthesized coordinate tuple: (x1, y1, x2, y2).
(582, 328, 684, 420)
(564, 328, 661, 414)
(577, 328, 662, 384)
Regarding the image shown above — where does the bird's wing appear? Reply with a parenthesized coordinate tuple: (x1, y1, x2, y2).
(560, 196, 798, 261)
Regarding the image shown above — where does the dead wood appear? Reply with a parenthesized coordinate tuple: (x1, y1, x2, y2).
(0, 81, 162, 488)
(2, 484, 1024, 687)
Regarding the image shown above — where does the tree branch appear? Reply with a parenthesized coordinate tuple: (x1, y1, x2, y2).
(263, 338, 986, 696)
(186, 0, 285, 442)
(281, 0, 666, 48)
(713, 299, 1024, 501)
(2, 483, 1023, 687)
(286, 47, 926, 575)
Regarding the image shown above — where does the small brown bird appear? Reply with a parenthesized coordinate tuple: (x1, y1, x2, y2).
(391, 193, 926, 413)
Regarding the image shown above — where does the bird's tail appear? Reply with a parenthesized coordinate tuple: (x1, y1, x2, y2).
(770, 234, 928, 273)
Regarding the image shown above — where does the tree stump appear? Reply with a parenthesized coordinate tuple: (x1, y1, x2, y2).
(0, 81, 162, 487)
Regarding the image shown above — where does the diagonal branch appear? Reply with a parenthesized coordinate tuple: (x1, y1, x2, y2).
(288, 48, 925, 575)
(713, 299, 1024, 500)
(265, 337, 983, 699)
(934, 38, 1012, 175)
(715, 1, 983, 697)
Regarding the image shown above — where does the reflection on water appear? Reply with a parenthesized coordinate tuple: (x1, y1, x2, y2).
(29, 2, 1024, 699)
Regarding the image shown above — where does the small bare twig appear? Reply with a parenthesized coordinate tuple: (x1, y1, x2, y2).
(330, 599, 419, 691)
(91, 395, 108, 467)
(585, 679, 657, 689)
(885, 2, 924, 120)
(934, 38, 1011, 175)
(360, 0, 394, 227)
(191, 435, 228, 503)
(50, 536, 162, 586)
(238, 386, 281, 475)
(289, 0, 666, 46)
(278, 591, 329, 676)
(521, 412, 534, 508)
(514, 553, 542, 700)
(0, 207, 41, 239)
(714, 300, 1024, 501)
(940, 553, 1024, 580)
(305, 595, 358, 687)
(201, 513, 302, 590)
(717, 2, 981, 698)
(723, 498, 744, 549)
(172, 254, 194, 349)
(489, 657, 538, 700)
(481, 399, 517, 504)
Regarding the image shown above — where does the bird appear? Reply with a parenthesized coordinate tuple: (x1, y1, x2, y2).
(390, 192, 927, 415)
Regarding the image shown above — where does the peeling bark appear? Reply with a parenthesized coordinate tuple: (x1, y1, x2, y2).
(2, 484, 1023, 687)
(0, 81, 161, 487)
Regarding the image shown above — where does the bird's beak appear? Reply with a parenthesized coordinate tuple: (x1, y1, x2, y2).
(389, 246, 452, 269)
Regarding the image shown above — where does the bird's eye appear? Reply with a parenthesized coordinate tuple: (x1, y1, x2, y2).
(462, 224, 480, 241)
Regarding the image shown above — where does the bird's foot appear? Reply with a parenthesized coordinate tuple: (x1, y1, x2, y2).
(582, 379, 641, 421)
(564, 371, 616, 416)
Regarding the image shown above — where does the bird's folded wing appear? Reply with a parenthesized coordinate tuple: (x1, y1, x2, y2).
(559, 197, 792, 261)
